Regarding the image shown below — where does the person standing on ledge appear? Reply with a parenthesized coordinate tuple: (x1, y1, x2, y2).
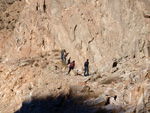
(84, 59, 89, 76)
(67, 61, 75, 75)
(61, 49, 66, 61)
(67, 57, 71, 65)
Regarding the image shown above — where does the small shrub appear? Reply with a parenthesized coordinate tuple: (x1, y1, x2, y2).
(52, 49, 60, 52)
(34, 63, 39, 67)
(54, 54, 59, 56)
(6, 13, 10, 17)
(27, 59, 35, 65)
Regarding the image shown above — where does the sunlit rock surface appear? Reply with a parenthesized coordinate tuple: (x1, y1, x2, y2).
(0, 0, 150, 113)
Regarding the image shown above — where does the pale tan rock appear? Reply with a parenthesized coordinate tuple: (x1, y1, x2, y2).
(0, 0, 149, 73)
(109, 97, 117, 105)
(75, 69, 83, 75)
(104, 88, 116, 97)
(125, 107, 136, 113)
(0, 0, 150, 112)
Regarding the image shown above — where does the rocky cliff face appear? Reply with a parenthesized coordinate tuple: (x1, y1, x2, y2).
(0, 0, 150, 113)
(1, 0, 150, 71)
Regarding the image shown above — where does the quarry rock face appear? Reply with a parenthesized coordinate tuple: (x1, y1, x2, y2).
(0, 0, 150, 113)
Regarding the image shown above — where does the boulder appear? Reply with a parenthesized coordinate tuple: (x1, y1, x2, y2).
(75, 69, 83, 75)
(84, 98, 95, 106)
(93, 97, 106, 107)
(125, 106, 136, 113)
(109, 97, 117, 105)
(103, 104, 122, 113)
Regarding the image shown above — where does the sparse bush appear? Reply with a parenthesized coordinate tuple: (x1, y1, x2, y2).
(54, 54, 59, 56)
(27, 59, 35, 65)
(6, 13, 9, 17)
(0, 21, 5, 30)
(52, 49, 60, 52)
(34, 63, 39, 67)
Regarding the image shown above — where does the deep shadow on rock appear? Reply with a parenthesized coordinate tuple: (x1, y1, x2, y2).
(15, 94, 108, 113)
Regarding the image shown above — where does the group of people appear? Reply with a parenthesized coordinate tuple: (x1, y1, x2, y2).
(61, 49, 89, 76)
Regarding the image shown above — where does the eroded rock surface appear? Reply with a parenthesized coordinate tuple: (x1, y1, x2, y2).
(0, 0, 150, 70)
(0, 50, 149, 113)
(0, 0, 150, 113)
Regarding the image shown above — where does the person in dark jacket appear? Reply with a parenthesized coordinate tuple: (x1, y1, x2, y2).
(67, 57, 71, 65)
(84, 59, 89, 76)
(68, 61, 75, 75)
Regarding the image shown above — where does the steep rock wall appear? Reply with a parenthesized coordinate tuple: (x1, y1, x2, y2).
(1, 0, 150, 72)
